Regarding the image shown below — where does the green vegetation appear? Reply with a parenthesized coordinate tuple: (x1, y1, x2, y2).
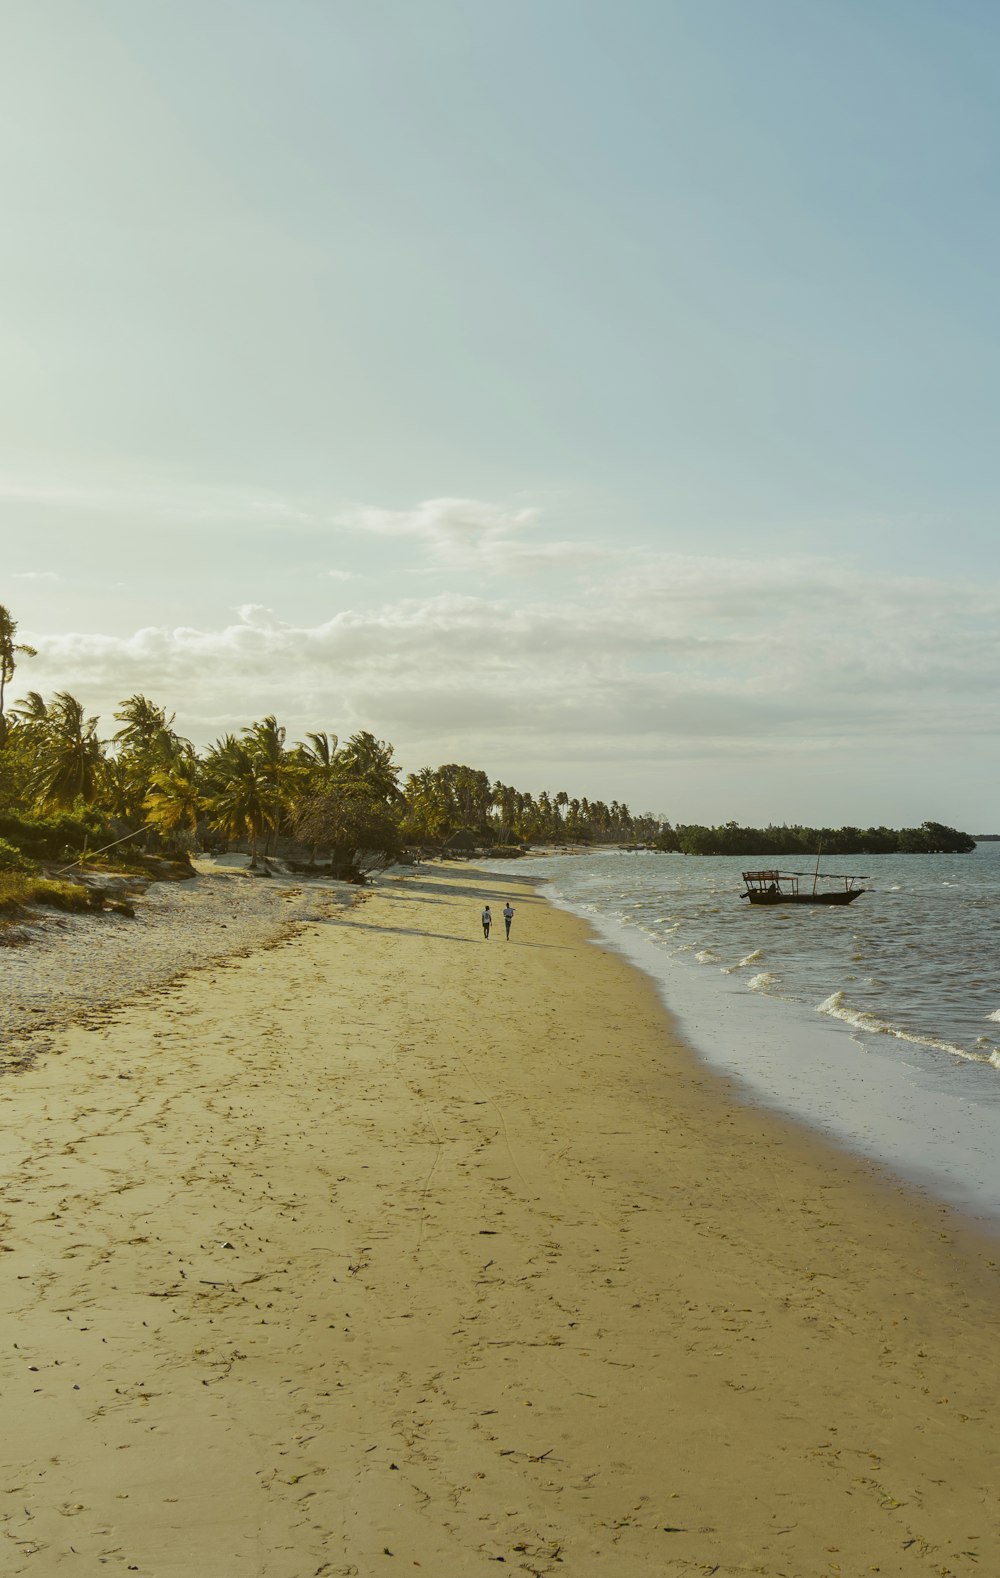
(0, 871, 130, 924)
(0, 837, 33, 872)
(0, 603, 656, 878)
(0, 601, 978, 880)
(0, 605, 36, 747)
(655, 820, 977, 856)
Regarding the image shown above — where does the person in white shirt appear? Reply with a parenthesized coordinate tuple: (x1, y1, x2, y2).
(481, 905, 492, 939)
(502, 902, 514, 940)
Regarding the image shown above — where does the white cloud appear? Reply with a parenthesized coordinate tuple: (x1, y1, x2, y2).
(8, 480, 997, 817)
(0, 474, 590, 577)
(337, 496, 599, 574)
(340, 496, 538, 545)
(11, 570, 60, 581)
(17, 556, 1000, 789)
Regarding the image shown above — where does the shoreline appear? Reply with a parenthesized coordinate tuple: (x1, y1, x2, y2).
(505, 851, 1000, 1234)
(1, 861, 998, 1575)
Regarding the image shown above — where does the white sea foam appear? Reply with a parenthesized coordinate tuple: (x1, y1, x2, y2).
(748, 972, 778, 992)
(987, 1010, 1000, 1023)
(814, 992, 866, 1030)
(695, 948, 719, 964)
(817, 992, 995, 1066)
(723, 947, 766, 974)
(741, 948, 764, 965)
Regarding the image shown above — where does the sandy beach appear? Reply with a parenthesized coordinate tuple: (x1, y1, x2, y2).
(1, 861, 997, 1577)
(0, 859, 349, 1075)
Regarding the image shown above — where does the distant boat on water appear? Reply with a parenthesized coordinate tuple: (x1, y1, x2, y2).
(741, 867, 867, 905)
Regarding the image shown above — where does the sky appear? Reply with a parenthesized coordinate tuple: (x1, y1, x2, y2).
(3, 0, 1000, 828)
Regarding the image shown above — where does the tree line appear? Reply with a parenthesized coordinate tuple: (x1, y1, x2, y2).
(1, 605, 655, 877)
(0, 605, 977, 877)
(656, 820, 976, 856)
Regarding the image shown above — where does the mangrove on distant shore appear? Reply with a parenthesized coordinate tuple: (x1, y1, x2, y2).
(654, 820, 976, 856)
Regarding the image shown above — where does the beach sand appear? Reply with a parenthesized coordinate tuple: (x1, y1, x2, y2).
(1, 862, 997, 1577)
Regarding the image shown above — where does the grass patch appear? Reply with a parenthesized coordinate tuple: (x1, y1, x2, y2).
(0, 873, 130, 917)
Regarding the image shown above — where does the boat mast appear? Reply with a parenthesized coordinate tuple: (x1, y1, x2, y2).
(813, 843, 821, 896)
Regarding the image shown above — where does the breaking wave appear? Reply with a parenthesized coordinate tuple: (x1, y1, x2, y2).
(817, 992, 995, 1066)
(748, 972, 779, 993)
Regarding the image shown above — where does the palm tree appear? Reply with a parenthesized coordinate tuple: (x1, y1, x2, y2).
(294, 731, 340, 772)
(242, 716, 291, 853)
(28, 691, 104, 809)
(114, 693, 174, 749)
(0, 606, 37, 745)
(111, 694, 191, 823)
(338, 731, 401, 803)
(143, 761, 204, 848)
(402, 768, 452, 843)
(490, 781, 520, 844)
(244, 715, 286, 769)
(9, 690, 50, 731)
(201, 736, 281, 868)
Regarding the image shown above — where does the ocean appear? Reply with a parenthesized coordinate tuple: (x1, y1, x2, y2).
(487, 845, 1000, 1229)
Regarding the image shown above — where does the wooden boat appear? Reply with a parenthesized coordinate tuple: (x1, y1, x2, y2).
(741, 868, 867, 905)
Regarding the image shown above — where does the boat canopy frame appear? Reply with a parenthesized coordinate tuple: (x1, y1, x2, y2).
(741, 868, 868, 898)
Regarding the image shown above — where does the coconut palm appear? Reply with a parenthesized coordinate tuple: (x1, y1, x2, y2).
(28, 691, 104, 809)
(113, 694, 188, 760)
(0, 606, 37, 745)
(242, 716, 294, 853)
(244, 715, 286, 772)
(9, 690, 49, 731)
(143, 760, 204, 848)
(111, 694, 191, 823)
(337, 731, 401, 803)
(201, 735, 281, 868)
(401, 768, 452, 843)
(295, 731, 340, 772)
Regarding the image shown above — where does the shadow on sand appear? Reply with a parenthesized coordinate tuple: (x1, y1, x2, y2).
(324, 916, 567, 950)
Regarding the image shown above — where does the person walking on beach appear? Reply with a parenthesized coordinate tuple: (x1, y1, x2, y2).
(502, 901, 514, 940)
(481, 904, 492, 939)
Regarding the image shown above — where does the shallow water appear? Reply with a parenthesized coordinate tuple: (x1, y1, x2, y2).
(488, 846, 1000, 1227)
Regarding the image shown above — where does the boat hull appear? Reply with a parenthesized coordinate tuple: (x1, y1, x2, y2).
(744, 890, 864, 905)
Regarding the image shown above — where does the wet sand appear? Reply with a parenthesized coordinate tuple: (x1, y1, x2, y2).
(1, 862, 997, 1576)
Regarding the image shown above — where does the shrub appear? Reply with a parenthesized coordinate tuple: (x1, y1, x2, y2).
(0, 837, 33, 872)
(0, 809, 121, 861)
(0, 873, 116, 916)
